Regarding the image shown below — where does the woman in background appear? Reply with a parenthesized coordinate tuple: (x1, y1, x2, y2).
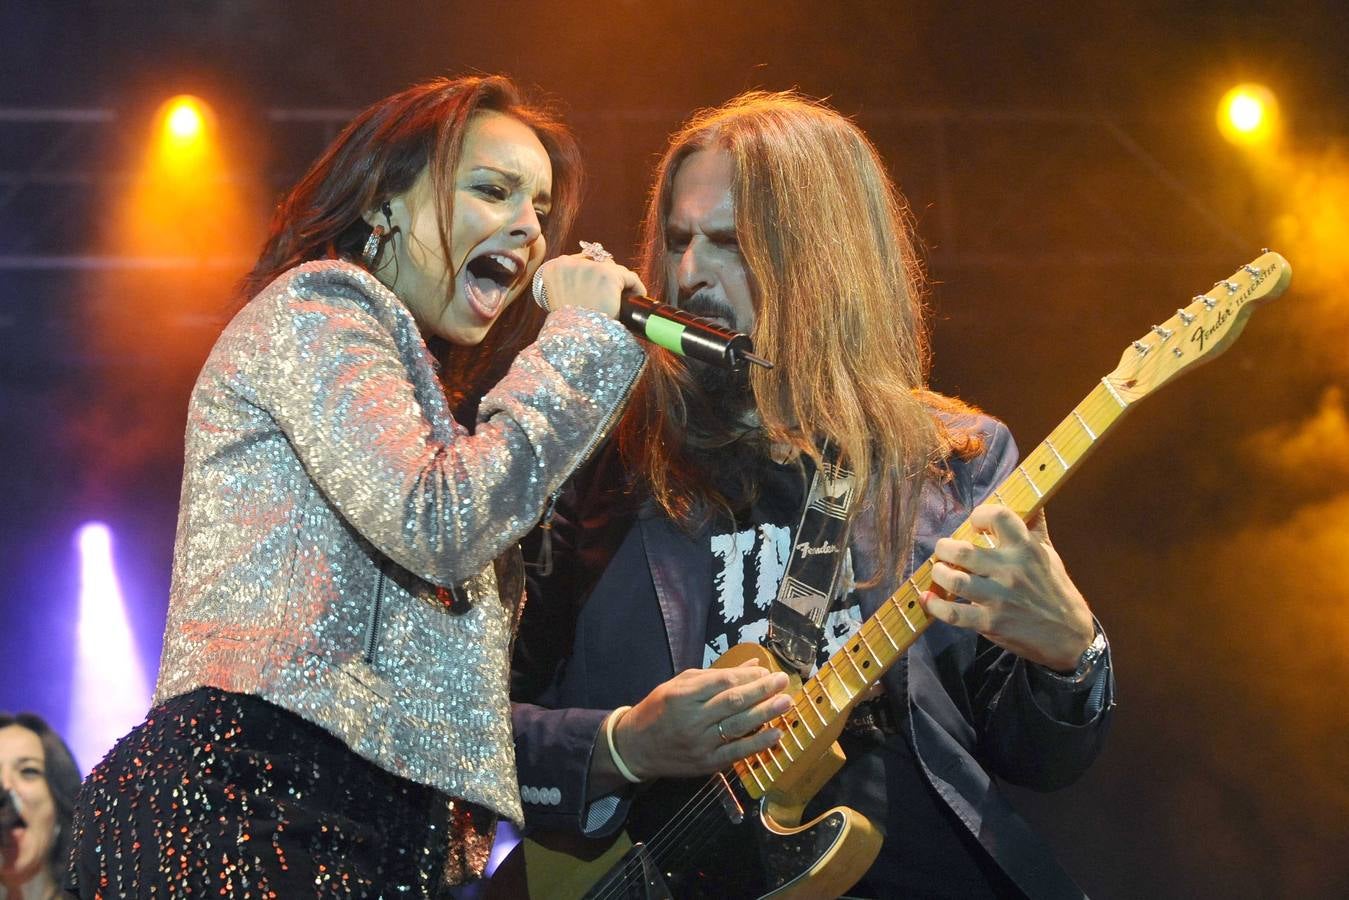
(1, 712, 80, 900)
(67, 74, 646, 897)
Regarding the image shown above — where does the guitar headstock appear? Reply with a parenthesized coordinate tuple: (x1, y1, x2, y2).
(1105, 250, 1292, 404)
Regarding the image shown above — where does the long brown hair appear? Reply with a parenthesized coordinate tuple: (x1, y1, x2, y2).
(239, 74, 582, 413)
(620, 91, 981, 578)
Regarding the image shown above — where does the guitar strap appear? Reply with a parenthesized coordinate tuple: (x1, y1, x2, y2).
(765, 442, 860, 678)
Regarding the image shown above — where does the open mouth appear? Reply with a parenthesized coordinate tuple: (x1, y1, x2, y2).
(463, 252, 522, 320)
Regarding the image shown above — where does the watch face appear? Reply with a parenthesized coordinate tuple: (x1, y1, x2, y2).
(1078, 631, 1106, 672)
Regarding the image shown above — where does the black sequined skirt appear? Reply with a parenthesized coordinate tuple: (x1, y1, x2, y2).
(67, 687, 493, 898)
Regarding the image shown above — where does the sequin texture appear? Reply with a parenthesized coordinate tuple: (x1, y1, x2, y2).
(102, 258, 642, 871)
(69, 688, 489, 896)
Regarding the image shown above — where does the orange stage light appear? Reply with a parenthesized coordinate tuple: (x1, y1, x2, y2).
(1217, 83, 1279, 147)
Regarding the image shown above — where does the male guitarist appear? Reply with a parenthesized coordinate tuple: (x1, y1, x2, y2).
(509, 91, 1115, 899)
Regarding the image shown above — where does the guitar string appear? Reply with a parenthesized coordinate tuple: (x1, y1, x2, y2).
(588, 387, 1128, 895)
(588, 774, 737, 899)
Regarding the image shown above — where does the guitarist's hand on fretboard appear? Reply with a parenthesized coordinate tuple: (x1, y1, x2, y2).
(921, 505, 1096, 672)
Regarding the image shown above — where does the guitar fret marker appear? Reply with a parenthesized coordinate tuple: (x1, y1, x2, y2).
(896, 601, 921, 633)
(1072, 411, 1097, 440)
(855, 631, 879, 667)
(793, 704, 818, 740)
(782, 714, 808, 750)
(1045, 438, 1069, 469)
(840, 648, 865, 679)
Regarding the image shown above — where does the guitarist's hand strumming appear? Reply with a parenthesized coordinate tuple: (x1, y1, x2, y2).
(589, 660, 793, 797)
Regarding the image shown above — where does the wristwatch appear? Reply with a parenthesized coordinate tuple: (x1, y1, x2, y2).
(1043, 625, 1107, 686)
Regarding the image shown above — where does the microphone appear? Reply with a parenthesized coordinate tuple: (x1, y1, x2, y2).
(531, 267, 772, 370)
(619, 295, 773, 371)
(0, 788, 23, 831)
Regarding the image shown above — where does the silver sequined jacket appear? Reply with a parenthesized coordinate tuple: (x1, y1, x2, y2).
(154, 260, 645, 826)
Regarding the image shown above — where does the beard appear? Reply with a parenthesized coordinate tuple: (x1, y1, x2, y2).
(678, 349, 766, 513)
(675, 289, 756, 422)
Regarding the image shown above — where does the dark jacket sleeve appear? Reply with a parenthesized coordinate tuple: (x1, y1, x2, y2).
(937, 418, 1117, 791)
(511, 443, 638, 832)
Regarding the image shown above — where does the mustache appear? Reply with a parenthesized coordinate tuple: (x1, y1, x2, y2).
(675, 291, 735, 323)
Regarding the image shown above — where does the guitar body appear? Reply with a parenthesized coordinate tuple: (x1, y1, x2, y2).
(494, 642, 882, 899)
(497, 778, 881, 900)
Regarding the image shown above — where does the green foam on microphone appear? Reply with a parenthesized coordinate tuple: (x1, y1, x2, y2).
(644, 316, 687, 354)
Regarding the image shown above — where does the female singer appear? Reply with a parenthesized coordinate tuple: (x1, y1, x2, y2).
(68, 74, 645, 897)
(1, 713, 80, 900)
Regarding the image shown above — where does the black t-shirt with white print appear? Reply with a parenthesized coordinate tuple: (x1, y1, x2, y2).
(700, 458, 863, 670)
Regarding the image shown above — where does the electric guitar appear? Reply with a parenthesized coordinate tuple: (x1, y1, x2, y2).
(495, 252, 1293, 899)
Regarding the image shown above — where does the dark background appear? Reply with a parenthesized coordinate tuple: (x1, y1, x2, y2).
(3, 2, 1347, 896)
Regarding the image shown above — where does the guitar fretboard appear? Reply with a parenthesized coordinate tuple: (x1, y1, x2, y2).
(733, 380, 1130, 797)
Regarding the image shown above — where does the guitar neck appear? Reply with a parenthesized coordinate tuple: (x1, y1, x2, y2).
(734, 380, 1131, 797)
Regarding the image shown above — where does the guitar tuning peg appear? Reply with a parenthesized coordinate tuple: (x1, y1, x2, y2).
(1200, 295, 1218, 309)
(1242, 264, 1262, 276)
(1215, 280, 1239, 294)
(1132, 340, 1151, 355)
(1151, 325, 1174, 340)
(1176, 309, 1196, 325)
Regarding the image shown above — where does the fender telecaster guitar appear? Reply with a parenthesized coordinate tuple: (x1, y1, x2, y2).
(497, 251, 1292, 899)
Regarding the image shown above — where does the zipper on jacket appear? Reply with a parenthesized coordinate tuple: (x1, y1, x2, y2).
(364, 563, 388, 665)
(530, 358, 646, 576)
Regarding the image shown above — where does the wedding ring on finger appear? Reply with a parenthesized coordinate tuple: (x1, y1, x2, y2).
(716, 720, 730, 744)
(531, 268, 551, 312)
(579, 240, 614, 264)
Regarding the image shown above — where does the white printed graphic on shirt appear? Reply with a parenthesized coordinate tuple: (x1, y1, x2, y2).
(704, 523, 863, 671)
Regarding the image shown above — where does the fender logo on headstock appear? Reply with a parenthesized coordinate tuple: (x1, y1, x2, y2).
(1192, 305, 1235, 352)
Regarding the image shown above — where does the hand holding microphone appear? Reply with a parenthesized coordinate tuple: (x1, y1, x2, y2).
(532, 242, 772, 371)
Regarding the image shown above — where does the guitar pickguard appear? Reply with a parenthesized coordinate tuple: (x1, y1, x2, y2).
(584, 776, 877, 899)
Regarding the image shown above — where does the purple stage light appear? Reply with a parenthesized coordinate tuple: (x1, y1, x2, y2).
(67, 522, 151, 773)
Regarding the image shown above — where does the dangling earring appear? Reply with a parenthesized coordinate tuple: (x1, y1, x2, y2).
(361, 224, 386, 269)
(361, 202, 395, 270)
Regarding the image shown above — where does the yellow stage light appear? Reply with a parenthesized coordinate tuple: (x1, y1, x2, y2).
(156, 95, 213, 168)
(1217, 83, 1279, 146)
(165, 98, 205, 141)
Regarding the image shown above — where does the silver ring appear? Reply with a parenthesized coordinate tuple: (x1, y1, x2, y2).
(715, 721, 730, 744)
(531, 268, 550, 312)
(579, 240, 614, 264)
